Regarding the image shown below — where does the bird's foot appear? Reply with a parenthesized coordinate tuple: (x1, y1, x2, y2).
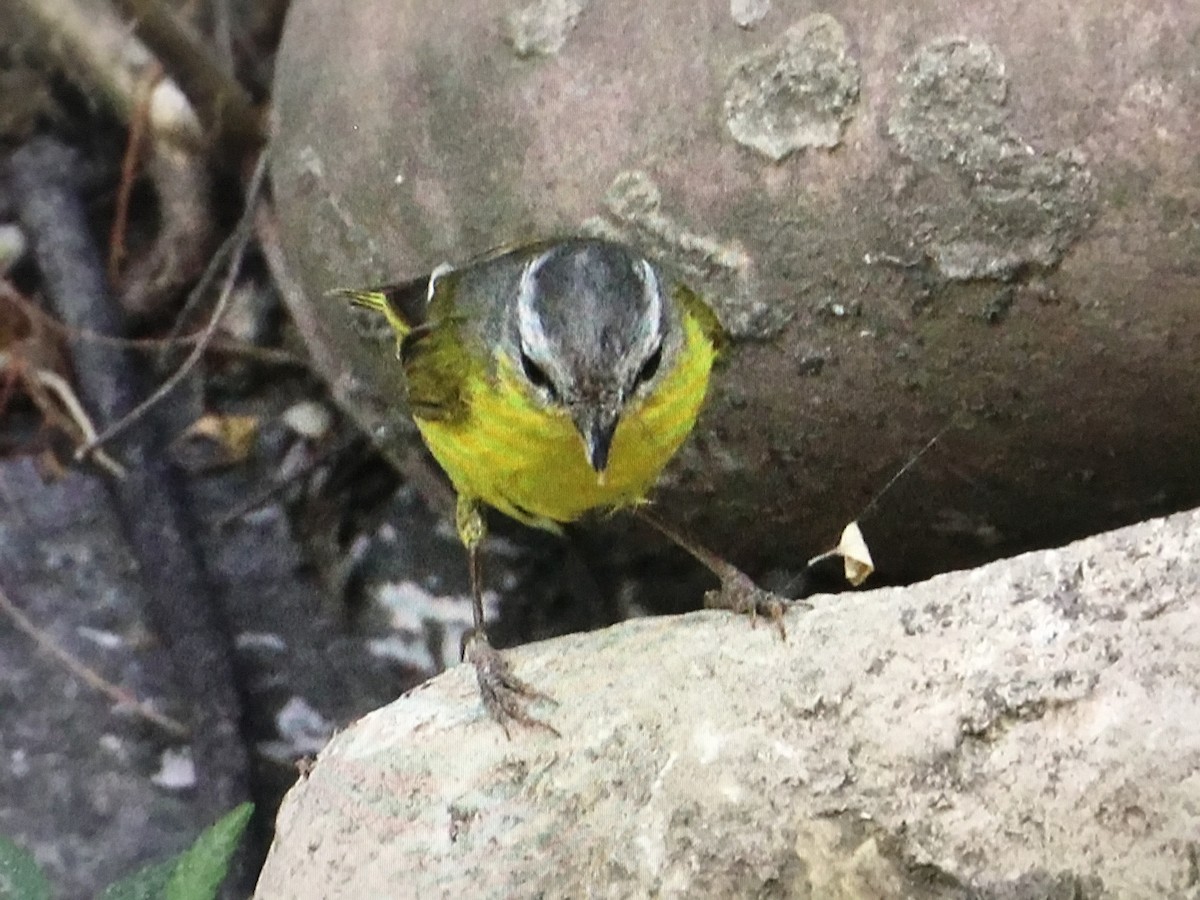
(704, 568, 796, 640)
(464, 632, 559, 738)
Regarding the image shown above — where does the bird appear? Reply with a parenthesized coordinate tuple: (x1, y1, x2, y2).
(337, 237, 771, 734)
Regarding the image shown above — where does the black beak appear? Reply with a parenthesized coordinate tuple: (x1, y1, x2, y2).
(576, 408, 619, 474)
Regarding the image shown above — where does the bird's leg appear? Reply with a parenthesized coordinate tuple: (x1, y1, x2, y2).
(633, 506, 790, 639)
(456, 495, 558, 737)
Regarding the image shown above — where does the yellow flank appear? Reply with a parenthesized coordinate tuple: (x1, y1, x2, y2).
(415, 312, 717, 530)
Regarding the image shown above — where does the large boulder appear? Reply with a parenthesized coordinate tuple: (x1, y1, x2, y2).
(271, 0, 1200, 580)
(255, 507, 1200, 899)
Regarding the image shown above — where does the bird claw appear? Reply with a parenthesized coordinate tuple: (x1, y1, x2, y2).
(464, 632, 559, 738)
(705, 570, 791, 640)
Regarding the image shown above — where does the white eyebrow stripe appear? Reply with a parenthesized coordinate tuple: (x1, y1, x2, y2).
(636, 258, 664, 355)
(637, 258, 660, 306)
(516, 250, 555, 362)
(427, 262, 454, 304)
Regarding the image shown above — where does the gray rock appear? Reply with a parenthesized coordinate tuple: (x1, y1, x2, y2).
(255, 507, 1200, 899)
(271, 0, 1200, 585)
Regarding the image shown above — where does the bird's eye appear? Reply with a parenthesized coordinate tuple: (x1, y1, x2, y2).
(519, 348, 557, 398)
(634, 344, 663, 388)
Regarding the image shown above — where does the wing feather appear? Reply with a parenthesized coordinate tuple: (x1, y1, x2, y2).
(331, 275, 430, 338)
(400, 319, 472, 424)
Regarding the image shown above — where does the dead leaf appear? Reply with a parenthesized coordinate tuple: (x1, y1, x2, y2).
(807, 520, 875, 587)
(837, 521, 874, 586)
(170, 412, 259, 471)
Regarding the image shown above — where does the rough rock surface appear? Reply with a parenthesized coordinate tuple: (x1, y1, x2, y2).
(272, 0, 1200, 584)
(255, 508, 1200, 899)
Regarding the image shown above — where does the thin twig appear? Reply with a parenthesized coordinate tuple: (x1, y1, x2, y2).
(34, 374, 128, 477)
(109, 64, 163, 285)
(0, 350, 127, 477)
(0, 581, 190, 738)
(29, 366, 128, 478)
(78, 150, 268, 459)
(156, 222, 235, 360)
(1, 281, 305, 365)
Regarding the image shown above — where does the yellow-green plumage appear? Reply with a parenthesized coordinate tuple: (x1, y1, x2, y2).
(419, 306, 716, 529)
(342, 241, 722, 532)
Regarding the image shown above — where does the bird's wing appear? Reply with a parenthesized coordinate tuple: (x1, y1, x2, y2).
(399, 317, 473, 424)
(332, 275, 431, 337)
(331, 235, 574, 336)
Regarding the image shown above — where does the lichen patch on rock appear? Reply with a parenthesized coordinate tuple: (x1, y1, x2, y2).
(724, 14, 861, 161)
(887, 39, 1097, 281)
(503, 0, 589, 58)
(730, 0, 772, 29)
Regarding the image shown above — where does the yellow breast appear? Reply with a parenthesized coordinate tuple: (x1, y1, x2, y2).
(414, 313, 717, 529)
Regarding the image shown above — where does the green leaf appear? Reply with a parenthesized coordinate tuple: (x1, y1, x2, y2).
(164, 803, 254, 900)
(99, 858, 176, 900)
(0, 836, 51, 900)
